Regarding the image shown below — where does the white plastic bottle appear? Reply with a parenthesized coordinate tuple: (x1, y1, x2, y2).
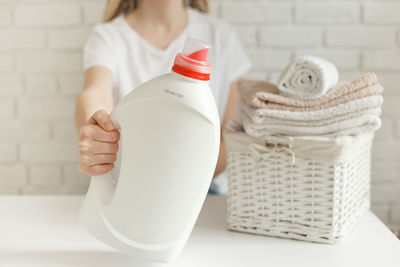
(79, 39, 220, 262)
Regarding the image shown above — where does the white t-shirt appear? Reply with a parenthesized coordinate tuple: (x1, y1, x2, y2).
(83, 7, 251, 120)
(83, 8, 251, 194)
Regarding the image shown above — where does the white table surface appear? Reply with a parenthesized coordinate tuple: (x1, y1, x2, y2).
(0, 196, 399, 267)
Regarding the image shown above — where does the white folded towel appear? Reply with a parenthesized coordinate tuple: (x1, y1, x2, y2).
(238, 105, 382, 128)
(239, 112, 381, 138)
(277, 55, 339, 100)
(236, 95, 383, 137)
(237, 95, 383, 123)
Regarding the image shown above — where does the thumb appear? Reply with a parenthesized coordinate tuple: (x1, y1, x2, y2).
(89, 110, 114, 131)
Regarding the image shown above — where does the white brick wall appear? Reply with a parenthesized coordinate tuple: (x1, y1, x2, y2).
(0, 0, 399, 229)
(15, 4, 81, 26)
(0, 54, 13, 72)
(295, 2, 360, 24)
(260, 26, 323, 47)
(25, 75, 57, 95)
(0, 6, 13, 26)
(326, 27, 396, 47)
(221, 2, 292, 23)
(364, 2, 400, 24)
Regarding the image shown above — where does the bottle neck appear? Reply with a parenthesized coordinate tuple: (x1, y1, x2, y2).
(170, 70, 210, 84)
(171, 64, 210, 81)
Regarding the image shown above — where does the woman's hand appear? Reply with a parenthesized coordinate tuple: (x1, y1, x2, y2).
(78, 110, 120, 176)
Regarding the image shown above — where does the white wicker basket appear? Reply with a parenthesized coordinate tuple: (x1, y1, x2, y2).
(224, 121, 373, 244)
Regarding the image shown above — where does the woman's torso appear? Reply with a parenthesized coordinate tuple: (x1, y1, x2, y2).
(87, 8, 241, 119)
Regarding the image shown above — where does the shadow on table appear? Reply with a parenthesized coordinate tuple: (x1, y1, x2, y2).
(1, 251, 167, 267)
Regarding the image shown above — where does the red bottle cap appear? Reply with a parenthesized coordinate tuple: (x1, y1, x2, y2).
(172, 39, 212, 81)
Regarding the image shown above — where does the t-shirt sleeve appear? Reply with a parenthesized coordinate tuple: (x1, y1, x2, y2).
(83, 25, 117, 74)
(216, 22, 251, 118)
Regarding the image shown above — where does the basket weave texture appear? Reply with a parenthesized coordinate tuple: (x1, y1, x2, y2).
(224, 122, 372, 244)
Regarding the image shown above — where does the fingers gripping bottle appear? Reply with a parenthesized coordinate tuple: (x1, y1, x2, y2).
(79, 39, 220, 262)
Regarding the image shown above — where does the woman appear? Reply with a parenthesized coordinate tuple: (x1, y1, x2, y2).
(75, 0, 250, 193)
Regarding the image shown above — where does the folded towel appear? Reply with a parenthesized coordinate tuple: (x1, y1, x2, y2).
(239, 72, 379, 111)
(237, 95, 384, 123)
(277, 55, 339, 100)
(238, 104, 382, 128)
(239, 110, 381, 137)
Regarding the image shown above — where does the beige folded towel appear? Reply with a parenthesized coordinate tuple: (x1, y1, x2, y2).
(238, 95, 384, 123)
(238, 72, 379, 111)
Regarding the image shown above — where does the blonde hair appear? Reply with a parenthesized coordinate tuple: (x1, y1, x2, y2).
(102, 0, 209, 22)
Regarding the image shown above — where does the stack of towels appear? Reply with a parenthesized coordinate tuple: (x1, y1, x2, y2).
(236, 56, 384, 138)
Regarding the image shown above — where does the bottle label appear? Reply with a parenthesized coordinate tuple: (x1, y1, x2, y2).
(164, 89, 184, 99)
